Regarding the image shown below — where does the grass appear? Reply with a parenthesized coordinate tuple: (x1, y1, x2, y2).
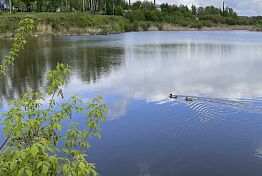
(0, 12, 259, 35)
(0, 12, 129, 34)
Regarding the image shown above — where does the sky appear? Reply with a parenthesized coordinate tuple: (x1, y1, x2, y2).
(132, 0, 262, 16)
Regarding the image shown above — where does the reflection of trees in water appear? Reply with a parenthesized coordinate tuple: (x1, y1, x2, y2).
(63, 45, 123, 84)
(141, 42, 234, 60)
(0, 37, 123, 103)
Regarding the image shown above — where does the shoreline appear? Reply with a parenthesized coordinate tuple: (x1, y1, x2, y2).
(1, 12, 261, 38)
(0, 25, 260, 38)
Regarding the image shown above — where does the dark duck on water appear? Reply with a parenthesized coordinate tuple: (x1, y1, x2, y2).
(170, 94, 193, 102)
(185, 97, 193, 102)
(170, 94, 178, 99)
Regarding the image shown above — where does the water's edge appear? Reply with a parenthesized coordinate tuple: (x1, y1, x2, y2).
(0, 24, 259, 38)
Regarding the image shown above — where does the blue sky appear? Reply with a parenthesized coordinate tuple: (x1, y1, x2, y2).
(132, 0, 262, 16)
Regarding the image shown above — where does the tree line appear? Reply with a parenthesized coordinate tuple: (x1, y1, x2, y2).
(1, 0, 262, 29)
(124, 1, 262, 27)
(1, 0, 128, 14)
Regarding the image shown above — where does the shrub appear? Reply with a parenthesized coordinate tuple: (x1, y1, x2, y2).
(144, 9, 159, 22)
(125, 9, 145, 22)
(0, 16, 108, 176)
(190, 21, 203, 29)
(116, 5, 124, 16)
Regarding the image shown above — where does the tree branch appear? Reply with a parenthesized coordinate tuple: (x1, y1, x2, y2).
(0, 133, 12, 151)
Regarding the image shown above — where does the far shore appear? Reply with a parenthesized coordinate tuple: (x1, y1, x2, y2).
(0, 24, 260, 39)
(1, 12, 262, 39)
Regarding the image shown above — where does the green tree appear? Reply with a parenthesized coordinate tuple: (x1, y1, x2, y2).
(144, 9, 159, 21)
(0, 16, 108, 176)
(125, 9, 145, 22)
(115, 5, 123, 16)
(21, 0, 33, 11)
(160, 3, 171, 14)
(197, 7, 205, 16)
(36, 0, 44, 11)
(132, 0, 142, 10)
(191, 5, 197, 15)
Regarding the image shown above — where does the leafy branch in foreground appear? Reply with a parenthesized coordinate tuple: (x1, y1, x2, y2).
(0, 17, 108, 176)
(0, 16, 36, 75)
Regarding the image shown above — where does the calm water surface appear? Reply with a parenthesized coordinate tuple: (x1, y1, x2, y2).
(1, 31, 262, 175)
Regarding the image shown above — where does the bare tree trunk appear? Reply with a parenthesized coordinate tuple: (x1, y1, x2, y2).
(222, 2, 225, 16)
(9, 0, 11, 13)
(65, 0, 68, 11)
(82, 0, 85, 12)
(104, 1, 106, 14)
(113, 0, 115, 15)
(89, 0, 92, 12)
(90, 0, 96, 13)
(96, 0, 98, 12)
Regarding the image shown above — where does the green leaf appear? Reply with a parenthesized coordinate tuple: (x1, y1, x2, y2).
(25, 170, 32, 176)
(42, 165, 49, 174)
(79, 162, 85, 170)
(37, 162, 43, 169)
(97, 133, 101, 139)
(10, 161, 16, 170)
(31, 145, 39, 158)
(18, 168, 25, 175)
(57, 124, 62, 131)
(63, 164, 68, 173)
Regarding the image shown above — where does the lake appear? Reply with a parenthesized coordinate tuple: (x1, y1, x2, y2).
(1, 31, 262, 175)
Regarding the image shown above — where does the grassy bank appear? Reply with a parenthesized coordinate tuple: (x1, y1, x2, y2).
(0, 12, 129, 35)
(0, 12, 260, 37)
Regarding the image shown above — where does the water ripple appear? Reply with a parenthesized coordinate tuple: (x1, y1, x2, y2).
(169, 95, 262, 123)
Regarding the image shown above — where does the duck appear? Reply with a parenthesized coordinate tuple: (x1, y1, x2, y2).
(169, 94, 178, 99)
(185, 97, 193, 102)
